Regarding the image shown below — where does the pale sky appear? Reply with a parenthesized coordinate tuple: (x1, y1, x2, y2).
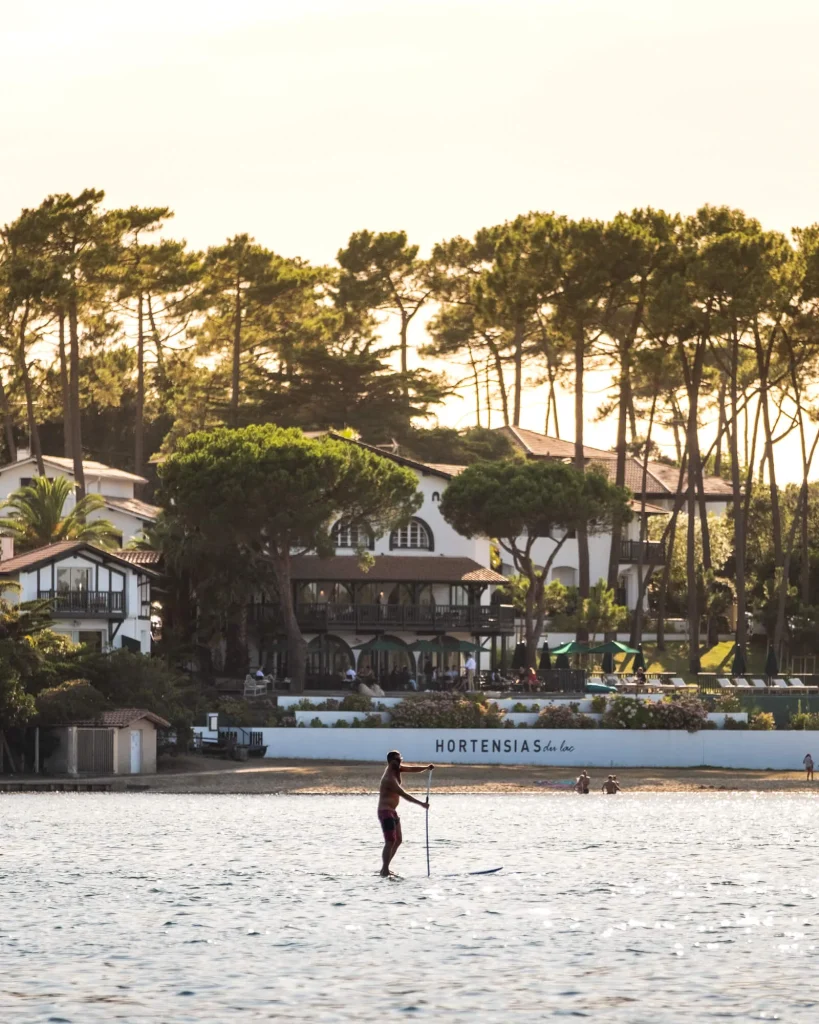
(2, 0, 818, 472)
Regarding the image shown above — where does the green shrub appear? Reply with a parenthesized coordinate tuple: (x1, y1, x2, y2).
(710, 692, 742, 713)
(332, 718, 351, 728)
(651, 697, 709, 732)
(36, 679, 107, 725)
(789, 711, 819, 730)
(722, 716, 748, 730)
(340, 693, 372, 712)
(293, 698, 317, 711)
(590, 694, 608, 714)
(533, 704, 578, 729)
(309, 716, 326, 728)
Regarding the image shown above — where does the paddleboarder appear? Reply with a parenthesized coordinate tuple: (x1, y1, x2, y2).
(378, 751, 434, 877)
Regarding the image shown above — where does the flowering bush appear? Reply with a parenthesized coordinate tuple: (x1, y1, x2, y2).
(389, 693, 504, 729)
(532, 704, 596, 729)
(749, 710, 776, 730)
(651, 697, 709, 732)
(708, 692, 742, 713)
(601, 696, 654, 729)
(589, 694, 608, 714)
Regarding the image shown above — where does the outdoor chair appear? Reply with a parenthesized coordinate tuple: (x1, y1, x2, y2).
(771, 678, 789, 689)
(787, 678, 818, 692)
(733, 678, 752, 689)
(717, 678, 735, 689)
(750, 678, 768, 690)
(670, 677, 692, 690)
(243, 675, 268, 697)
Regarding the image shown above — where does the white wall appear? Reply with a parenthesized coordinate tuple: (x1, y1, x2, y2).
(237, 727, 817, 770)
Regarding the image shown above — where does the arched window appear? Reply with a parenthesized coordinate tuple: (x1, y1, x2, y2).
(331, 520, 374, 550)
(432, 491, 441, 502)
(390, 518, 434, 551)
(551, 566, 577, 588)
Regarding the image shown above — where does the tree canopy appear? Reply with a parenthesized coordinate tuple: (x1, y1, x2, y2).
(159, 425, 421, 688)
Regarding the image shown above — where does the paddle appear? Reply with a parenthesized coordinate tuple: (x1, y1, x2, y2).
(425, 768, 432, 877)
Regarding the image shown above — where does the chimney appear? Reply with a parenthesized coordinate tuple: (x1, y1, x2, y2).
(0, 537, 13, 562)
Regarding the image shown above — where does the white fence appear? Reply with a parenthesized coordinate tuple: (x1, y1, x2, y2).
(193, 726, 817, 770)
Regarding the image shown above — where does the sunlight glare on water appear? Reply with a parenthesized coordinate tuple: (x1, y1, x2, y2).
(0, 792, 817, 1022)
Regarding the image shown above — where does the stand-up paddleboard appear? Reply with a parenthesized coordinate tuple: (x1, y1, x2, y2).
(468, 866, 503, 875)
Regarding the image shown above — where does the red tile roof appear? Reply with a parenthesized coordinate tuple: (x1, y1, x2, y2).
(289, 555, 506, 584)
(74, 708, 170, 729)
(114, 549, 163, 565)
(0, 541, 159, 576)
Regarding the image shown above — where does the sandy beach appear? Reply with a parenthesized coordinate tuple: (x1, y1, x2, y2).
(108, 755, 818, 795)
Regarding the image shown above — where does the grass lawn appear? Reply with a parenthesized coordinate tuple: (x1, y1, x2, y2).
(609, 640, 761, 682)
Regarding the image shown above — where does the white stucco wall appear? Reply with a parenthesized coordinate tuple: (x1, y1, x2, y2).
(217, 727, 819, 770)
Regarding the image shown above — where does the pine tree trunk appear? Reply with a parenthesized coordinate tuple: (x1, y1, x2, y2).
(271, 551, 307, 692)
(0, 372, 16, 462)
(574, 323, 590, 641)
(67, 294, 86, 498)
(135, 292, 145, 486)
(58, 312, 72, 458)
(17, 302, 44, 475)
(230, 276, 242, 428)
(729, 333, 746, 650)
(512, 321, 524, 426)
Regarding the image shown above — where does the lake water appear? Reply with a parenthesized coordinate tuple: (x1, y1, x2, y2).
(1, 792, 817, 1022)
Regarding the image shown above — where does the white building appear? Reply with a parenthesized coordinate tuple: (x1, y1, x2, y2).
(0, 540, 156, 653)
(0, 453, 159, 546)
(247, 439, 512, 684)
(492, 426, 733, 609)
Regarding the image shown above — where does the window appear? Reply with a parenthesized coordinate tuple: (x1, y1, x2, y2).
(331, 520, 374, 550)
(57, 567, 90, 592)
(20, 477, 34, 488)
(389, 518, 433, 551)
(431, 491, 440, 502)
(551, 566, 577, 588)
(139, 577, 151, 618)
(77, 631, 104, 652)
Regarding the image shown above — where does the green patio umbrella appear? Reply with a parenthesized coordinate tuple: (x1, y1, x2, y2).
(353, 638, 408, 652)
(588, 641, 639, 655)
(551, 641, 590, 656)
(408, 639, 450, 654)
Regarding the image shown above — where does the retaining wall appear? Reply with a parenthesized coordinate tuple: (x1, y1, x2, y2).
(228, 727, 816, 769)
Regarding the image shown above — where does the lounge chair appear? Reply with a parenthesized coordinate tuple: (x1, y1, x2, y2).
(243, 675, 268, 697)
(750, 678, 768, 690)
(717, 678, 735, 689)
(787, 678, 818, 693)
(771, 678, 789, 689)
(733, 678, 751, 689)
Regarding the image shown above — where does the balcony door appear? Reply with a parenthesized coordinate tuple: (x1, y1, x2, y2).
(57, 567, 90, 593)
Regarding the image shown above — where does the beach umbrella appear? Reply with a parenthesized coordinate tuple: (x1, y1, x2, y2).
(601, 651, 614, 674)
(731, 643, 747, 677)
(551, 641, 590, 656)
(538, 642, 551, 672)
(588, 640, 639, 655)
(555, 653, 570, 669)
(353, 638, 408, 652)
(511, 641, 527, 670)
(632, 644, 646, 672)
(765, 646, 779, 679)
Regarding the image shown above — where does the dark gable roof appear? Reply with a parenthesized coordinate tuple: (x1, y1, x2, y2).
(290, 555, 506, 584)
(328, 433, 457, 480)
(0, 541, 159, 577)
(103, 496, 161, 521)
(496, 425, 613, 460)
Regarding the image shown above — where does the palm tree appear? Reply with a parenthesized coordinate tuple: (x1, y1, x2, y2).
(0, 476, 119, 552)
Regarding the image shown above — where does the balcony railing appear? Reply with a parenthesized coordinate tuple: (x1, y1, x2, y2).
(39, 590, 126, 617)
(617, 540, 666, 564)
(249, 602, 516, 633)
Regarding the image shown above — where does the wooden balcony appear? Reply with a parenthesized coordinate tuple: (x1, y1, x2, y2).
(39, 590, 126, 617)
(617, 540, 666, 564)
(249, 602, 516, 634)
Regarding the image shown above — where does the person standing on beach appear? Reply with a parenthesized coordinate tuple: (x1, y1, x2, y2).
(602, 775, 621, 794)
(378, 751, 433, 877)
(804, 753, 814, 781)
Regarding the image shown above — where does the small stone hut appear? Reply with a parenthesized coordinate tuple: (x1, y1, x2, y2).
(45, 708, 170, 776)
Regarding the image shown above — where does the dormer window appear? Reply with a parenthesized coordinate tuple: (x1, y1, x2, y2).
(331, 520, 375, 550)
(390, 518, 433, 551)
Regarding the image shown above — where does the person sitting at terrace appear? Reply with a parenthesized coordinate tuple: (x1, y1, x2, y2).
(525, 666, 539, 692)
(634, 667, 646, 689)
